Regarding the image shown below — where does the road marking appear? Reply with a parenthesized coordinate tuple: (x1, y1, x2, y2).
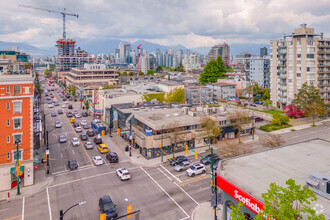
(140, 167, 189, 219)
(72, 149, 75, 155)
(60, 153, 63, 158)
(197, 186, 210, 192)
(159, 165, 181, 182)
(0, 208, 9, 212)
(157, 167, 172, 181)
(21, 197, 25, 220)
(4, 215, 22, 220)
(46, 188, 52, 220)
(178, 174, 210, 186)
(179, 217, 190, 220)
(174, 181, 199, 205)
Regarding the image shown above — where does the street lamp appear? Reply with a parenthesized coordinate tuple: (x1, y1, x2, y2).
(60, 201, 86, 220)
(45, 128, 56, 174)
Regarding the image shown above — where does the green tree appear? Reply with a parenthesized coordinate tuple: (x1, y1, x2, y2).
(231, 179, 326, 220)
(69, 85, 76, 96)
(160, 75, 165, 78)
(272, 112, 289, 125)
(83, 100, 89, 115)
(129, 72, 134, 76)
(139, 72, 144, 76)
(122, 72, 128, 76)
(229, 110, 252, 143)
(116, 72, 121, 76)
(305, 102, 326, 125)
(227, 65, 234, 73)
(174, 62, 185, 72)
(142, 93, 165, 102)
(155, 65, 163, 72)
(199, 56, 227, 85)
(261, 89, 270, 100)
(291, 83, 324, 111)
(263, 99, 272, 110)
(168, 75, 170, 80)
(200, 116, 222, 145)
(147, 70, 154, 75)
(165, 88, 185, 103)
(102, 85, 111, 90)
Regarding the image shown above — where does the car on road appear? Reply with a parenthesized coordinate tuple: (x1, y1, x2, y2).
(93, 156, 104, 166)
(81, 120, 87, 126)
(94, 137, 102, 144)
(54, 102, 59, 106)
(99, 195, 118, 219)
(68, 160, 78, 170)
(64, 101, 69, 104)
(83, 124, 89, 129)
(72, 110, 78, 114)
(75, 113, 81, 118)
(200, 154, 220, 165)
(186, 163, 206, 177)
(70, 117, 76, 123)
(84, 141, 93, 150)
(170, 155, 188, 166)
(55, 121, 62, 128)
(97, 144, 109, 154)
(58, 109, 63, 114)
(48, 104, 54, 108)
(75, 126, 83, 133)
(73, 122, 80, 128)
(72, 137, 80, 146)
(87, 130, 95, 137)
(46, 97, 51, 100)
(251, 116, 264, 122)
(51, 112, 57, 117)
(175, 161, 192, 172)
(116, 168, 130, 181)
(82, 112, 88, 117)
(68, 104, 73, 109)
(62, 104, 66, 108)
(66, 112, 72, 117)
(59, 135, 67, 143)
(250, 104, 257, 107)
(106, 152, 118, 163)
(80, 133, 87, 141)
(63, 97, 67, 101)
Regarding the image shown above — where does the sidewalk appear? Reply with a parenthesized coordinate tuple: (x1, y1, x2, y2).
(271, 118, 330, 134)
(191, 202, 222, 220)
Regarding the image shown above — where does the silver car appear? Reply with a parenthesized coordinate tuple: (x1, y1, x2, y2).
(55, 121, 62, 128)
(84, 141, 93, 150)
(59, 135, 67, 143)
(174, 161, 192, 172)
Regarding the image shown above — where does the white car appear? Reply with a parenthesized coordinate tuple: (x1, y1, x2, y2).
(72, 137, 80, 146)
(116, 168, 131, 181)
(75, 126, 83, 132)
(65, 101, 69, 104)
(81, 120, 87, 126)
(93, 156, 104, 166)
(62, 104, 66, 108)
(48, 104, 54, 108)
(75, 113, 81, 118)
(186, 163, 206, 177)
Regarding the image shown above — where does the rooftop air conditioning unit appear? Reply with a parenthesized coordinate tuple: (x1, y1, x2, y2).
(188, 110, 197, 117)
(196, 107, 203, 112)
(307, 172, 330, 195)
(182, 107, 189, 114)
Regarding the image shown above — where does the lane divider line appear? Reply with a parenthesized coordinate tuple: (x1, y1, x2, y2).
(22, 197, 25, 220)
(159, 165, 182, 182)
(157, 167, 172, 181)
(46, 188, 52, 220)
(178, 174, 210, 186)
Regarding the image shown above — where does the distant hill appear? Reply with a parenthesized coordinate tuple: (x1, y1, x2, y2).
(0, 41, 55, 57)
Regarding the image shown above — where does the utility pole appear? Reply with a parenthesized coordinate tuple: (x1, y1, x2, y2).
(161, 125, 164, 163)
(15, 140, 21, 195)
(46, 130, 50, 174)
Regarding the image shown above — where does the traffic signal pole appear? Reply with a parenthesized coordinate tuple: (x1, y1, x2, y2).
(16, 141, 20, 195)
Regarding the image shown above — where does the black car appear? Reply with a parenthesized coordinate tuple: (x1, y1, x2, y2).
(106, 152, 119, 163)
(200, 154, 220, 165)
(94, 137, 102, 144)
(73, 122, 79, 128)
(99, 195, 117, 219)
(170, 156, 188, 166)
(68, 104, 73, 109)
(51, 112, 57, 117)
(68, 97, 73, 101)
(68, 160, 78, 170)
(66, 112, 73, 117)
(58, 109, 63, 114)
(87, 130, 95, 137)
(80, 134, 88, 141)
(82, 112, 88, 117)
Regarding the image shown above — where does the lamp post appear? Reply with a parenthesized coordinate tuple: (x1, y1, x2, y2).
(15, 140, 21, 195)
(161, 125, 164, 163)
(45, 128, 56, 174)
(60, 201, 86, 220)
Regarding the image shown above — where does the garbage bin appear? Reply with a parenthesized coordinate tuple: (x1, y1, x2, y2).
(125, 145, 129, 152)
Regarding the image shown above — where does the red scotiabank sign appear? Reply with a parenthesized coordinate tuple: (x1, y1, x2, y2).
(217, 175, 264, 214)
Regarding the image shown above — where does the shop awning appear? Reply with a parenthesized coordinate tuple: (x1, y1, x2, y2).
(306, 179, 319, 187)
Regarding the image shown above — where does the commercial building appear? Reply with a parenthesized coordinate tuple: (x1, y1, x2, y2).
(246, 57, 270, 88)
(270, 24, 330, 108)
(0, 47, 30, 75)
(217, 139, 330, 219)
(207, 43, 230, 66)
(182, 53, 202, 71)
(0, 73, 34, 191)
(185, 86, 213, 104)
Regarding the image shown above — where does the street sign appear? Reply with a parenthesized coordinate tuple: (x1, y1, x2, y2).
(46, 150, 49, 155)
(127, 205, 133, 218)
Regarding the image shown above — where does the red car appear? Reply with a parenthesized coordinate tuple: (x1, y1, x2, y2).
(251, 116, 264, 122)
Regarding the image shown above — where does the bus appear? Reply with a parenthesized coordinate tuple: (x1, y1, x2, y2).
(91, 120, 107, 135)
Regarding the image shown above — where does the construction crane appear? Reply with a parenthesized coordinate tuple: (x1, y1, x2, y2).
(137, 44, 142, 74)
(19, 4, 78, 40)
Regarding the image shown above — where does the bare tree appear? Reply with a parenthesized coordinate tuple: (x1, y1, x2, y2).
(200, 116, 222, 145)
(260, 134, 286, 148)
(228, 110, 252, 143)
(219, 140, 252, 158)
(165, 121, 183, 158)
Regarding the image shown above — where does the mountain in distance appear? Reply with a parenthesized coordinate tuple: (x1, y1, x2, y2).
(0, 41, 55, 57)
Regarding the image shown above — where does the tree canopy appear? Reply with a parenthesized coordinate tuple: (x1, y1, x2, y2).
(291, 83, 324, 110)
(147, 70, 154, 75)
(174, 62, 185, 72)
(199, 56, 227, 85)
(155, 65, 163, 73)
(128, 72, 134, 76)
(166, 87, 185, 103)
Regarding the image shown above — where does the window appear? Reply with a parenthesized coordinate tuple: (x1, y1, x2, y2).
(6, 86, 10, 94)
(13, 134, 22, 144)
(7, 152, 10, 160)
(24, 86, 30, 94)
(13, 151, 22, 160)
(7, 102, 10, 110)
(13, 118, 22, 130)
(13, 102, 21, 113)
(307, 54, 315, 59)
(297, 54, 301, 58)
(7, 119, 10, 127)
(7, 136, 10, 143)
(13, 86, 21, 96)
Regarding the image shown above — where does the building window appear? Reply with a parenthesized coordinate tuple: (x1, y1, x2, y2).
(13, 102, 22, 113)
(13, 134, 22, 145)
(13, 86, 21, 96)
(6, 86, 10, 94)
(13, 118, 22, 130)
(7, 136, 10, 143)
(13, 151, 22, 160)
(24, 86, 30, 94)
(7, 152, 10, 160)
(7, 119, 10, 127)
(7, 102, 10, 110)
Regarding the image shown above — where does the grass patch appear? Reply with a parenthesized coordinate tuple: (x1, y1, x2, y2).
(260, 123, 292, 132)
(261, 110, 283, 115)
(311, 124, 317, 127)
(205, 149, 210, 152)
(290, 129, 296, 132)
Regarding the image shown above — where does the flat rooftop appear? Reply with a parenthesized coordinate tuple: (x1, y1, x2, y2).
(220, 139, 330, 218)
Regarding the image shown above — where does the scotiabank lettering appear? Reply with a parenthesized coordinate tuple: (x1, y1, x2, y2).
(234, 190, 261, 214)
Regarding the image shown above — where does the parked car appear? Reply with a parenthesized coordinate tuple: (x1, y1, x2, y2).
(59, 135, 67, 143)
(80, 133, 88, 141)
(170, 156, 188, 166)
(83, 124, 89, 129)
(97, 144, 109, 154)
(73, 122, 79, 128)
(72, 137, 80, 146)
(94, 137, 102, 144)
(70, 117, 76, 123)
(75, 113, 81, 118)
(48, 104, 54, 108)
(251, 116, 264, 122)
(55, 121, 62, 128)
(68, 104, 73, 109)
(250, 104, 257, 107)
(99, 195, 118, 219)
(58, 109, 63, 114)
(200, 154, 220, 165)
(93, 156, 104, 166)
(186, 163, 206, 177)
(66, 112, 72, 117)
(81, 120, 87, 126)
(106, 152, 118, 163)
(84, 141, 93, 150)
(87, 130, 95, 137)
(68, 160, 78, 170)
(51, 112, 57, 117)
(174, 161, 192, 172)
(82, 112, 88, 117)
(54, 102, 59, 106)
(62, 104, 66, 108)
(116, 168, 130, 181)
(64, 101, 69, 104)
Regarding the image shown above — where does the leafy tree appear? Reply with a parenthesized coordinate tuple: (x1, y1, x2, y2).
(69, 85, 76, 96)
(272, 112, 289, 125)
(122, 72, 128, 76)
(128, 72, 134, 76)
(147, 70, 154, 75)
(139, 72, 144, 76)
(34, 81, 43, 96)
(102, 85, 111, 90)
(45, 69, 49, 75)
(168, 75, 170, 80)
(199, 56, 227, 85)
(263, 99, 271, 110)
(160, 75, 165, 78)
(174, 62, 185, 72)
(155, 65, 163, 72)
(200, 116, 222, 145)
(83, 100, 89, 115)
(261, 89, 270, 100)
(165, 122, 183, 158)
(165, 88, 184, 103)
(306, 103, 326, 125)
(229, 110, 252, 143)
(116, 72, 121, 76)
(283, 105, 305, 118)
(227, 65, 234, 73)
(142, 93, 165, 102)
(230, 178, 326, 220)
(291, 83, 324, 111)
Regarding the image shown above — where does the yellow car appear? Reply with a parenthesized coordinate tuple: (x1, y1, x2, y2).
(70, 117, 76, 123)
(97, 144, 109, 154)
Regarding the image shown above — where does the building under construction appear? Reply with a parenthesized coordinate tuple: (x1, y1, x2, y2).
(56, 39, 90, 71)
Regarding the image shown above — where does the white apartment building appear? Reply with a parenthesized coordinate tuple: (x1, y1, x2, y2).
(182, 53, 202, 71)
(246, 56, 270, 88)
(270, 24, 330, 108)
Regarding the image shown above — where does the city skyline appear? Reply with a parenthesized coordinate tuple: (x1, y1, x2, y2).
(1, 0, 330, 49)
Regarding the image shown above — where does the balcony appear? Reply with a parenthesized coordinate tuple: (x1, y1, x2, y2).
(278, 57, 287, 61)
(318, 75, 330, 80)
(318, 50, 330, 54)
(278, 81, 287, 86)
(279, 87, 287, 91)
(319, 89, 330, 93)
(278, 74, 287, 79)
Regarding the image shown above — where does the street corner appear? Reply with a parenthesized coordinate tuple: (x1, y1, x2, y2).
(191, 201, 214, 220)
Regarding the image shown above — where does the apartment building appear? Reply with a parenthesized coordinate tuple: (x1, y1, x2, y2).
(207, 83, 237, 100)
(184, 86, 213, 104)
(65, 64, 119, 87)
(0, 74, 34, 191)
(207, 43, 230, 66)
(246, 57, 270, 88)
(270, 24, 330, 108)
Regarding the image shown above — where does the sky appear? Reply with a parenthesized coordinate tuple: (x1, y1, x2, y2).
(1, 0, 330, 49)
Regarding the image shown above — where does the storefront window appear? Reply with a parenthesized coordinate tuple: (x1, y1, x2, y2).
(226, 201, 236, 220)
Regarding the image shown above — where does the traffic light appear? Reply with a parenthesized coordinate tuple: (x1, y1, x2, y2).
(195, 151, 198, 159)
(18, 160, 21, 167)
(101, 130, 105, 136)
(131, 139, 133, 145)
(159, 142, 162, 149)
(117, 128, 120, 135)
(185, 145, 188, 154)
